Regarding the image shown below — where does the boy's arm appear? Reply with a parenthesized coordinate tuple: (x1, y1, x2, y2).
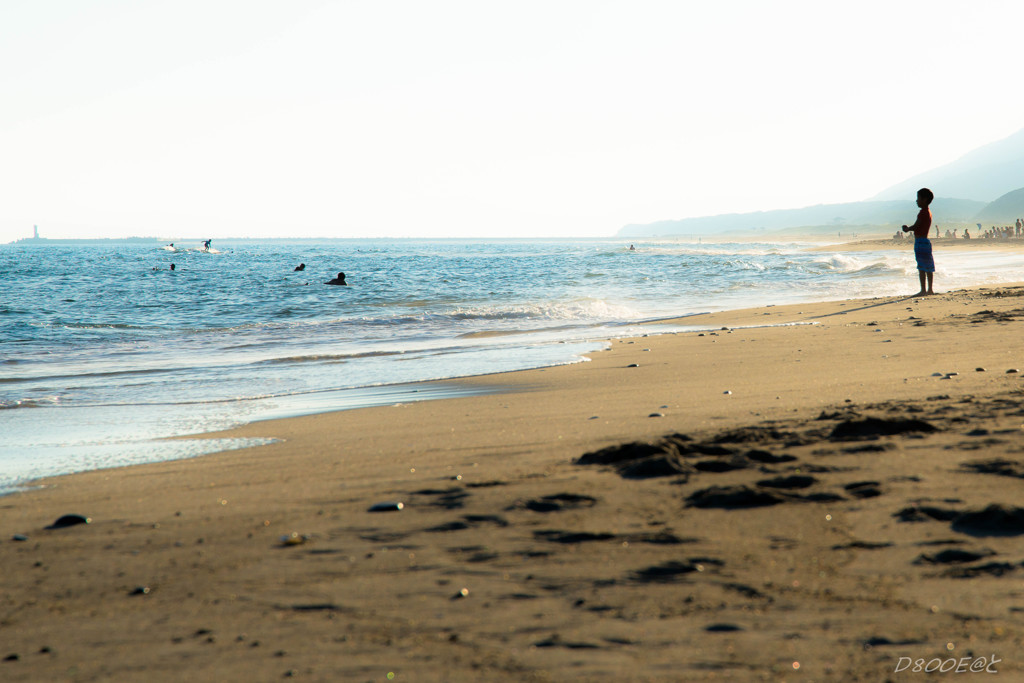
(903, 209, 929, 233)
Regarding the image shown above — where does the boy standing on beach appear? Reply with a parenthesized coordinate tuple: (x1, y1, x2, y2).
(902, 187, 935, 295)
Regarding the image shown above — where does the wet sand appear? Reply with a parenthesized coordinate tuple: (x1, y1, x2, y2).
(3, 283, 1024, 681)
(810, 236, 1024, 252)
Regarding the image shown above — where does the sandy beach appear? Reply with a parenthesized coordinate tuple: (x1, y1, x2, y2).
(4, 271, 1024, 680)
(811, 236, 1024, 252)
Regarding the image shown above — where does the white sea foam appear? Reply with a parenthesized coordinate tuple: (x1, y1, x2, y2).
(446, 298, 643, 323)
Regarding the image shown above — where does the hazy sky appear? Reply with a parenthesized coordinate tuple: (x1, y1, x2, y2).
(3, 0, 1023, 242)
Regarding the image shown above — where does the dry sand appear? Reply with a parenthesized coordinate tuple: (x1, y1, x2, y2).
(4, 280, 1024, 682)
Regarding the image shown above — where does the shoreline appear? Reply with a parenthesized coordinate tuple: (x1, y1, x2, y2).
(5, 236, 1022, 480)
(4, 282, 1024, 680)
(809, 236, 1024, 252)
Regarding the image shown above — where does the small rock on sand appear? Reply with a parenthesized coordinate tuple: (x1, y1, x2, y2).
(46, 514, 91, 529)
(368, 501, 404, 512)
(279, 533, 310, 546)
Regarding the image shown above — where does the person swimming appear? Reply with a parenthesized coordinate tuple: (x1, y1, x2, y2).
(325, 272, 347, 285)
(294, 263, 306, 271)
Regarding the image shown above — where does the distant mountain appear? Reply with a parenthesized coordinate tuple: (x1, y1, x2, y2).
(974, 187, 1024, 224)
(872, 128, 1024, 203)
(618, 127, 1024, 238)
(617, 198, 986, 238)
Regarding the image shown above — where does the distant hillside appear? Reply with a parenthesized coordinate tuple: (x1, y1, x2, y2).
(617, 198, 985, 238)
(974, 187, 1024, 224)
(618, 126, 1024, 238)
(872, 128, 1024, 203)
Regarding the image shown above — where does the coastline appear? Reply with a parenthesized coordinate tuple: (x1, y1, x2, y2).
(809, 236, 1024, 252)
(4, 280, 1024, 681)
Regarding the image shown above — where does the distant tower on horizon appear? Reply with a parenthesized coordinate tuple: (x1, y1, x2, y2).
(33, 225, 39, 239)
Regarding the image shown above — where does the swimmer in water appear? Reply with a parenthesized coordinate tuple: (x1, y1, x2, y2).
(294, 263, 306, 271)
(325, 272, 347, 285)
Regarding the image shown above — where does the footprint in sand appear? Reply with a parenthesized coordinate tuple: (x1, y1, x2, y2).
(520, 493, 597, 512)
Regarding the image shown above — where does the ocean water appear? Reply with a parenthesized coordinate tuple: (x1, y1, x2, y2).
(2, 237, 1023, 494)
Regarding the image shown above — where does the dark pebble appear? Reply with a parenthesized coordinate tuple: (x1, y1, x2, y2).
(46, 514, 91, 529)
(11, 534, 28, 542)
(368, 501, 404, 512)
(1008, 369, 1020, 374)
(3, 654, 18, 662)
(627, 363, 639, 368)
(130, 586, 151, 596)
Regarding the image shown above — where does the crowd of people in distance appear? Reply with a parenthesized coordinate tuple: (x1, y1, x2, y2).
(975, 218, 1024, 239)
(893, 218, 1023, 241)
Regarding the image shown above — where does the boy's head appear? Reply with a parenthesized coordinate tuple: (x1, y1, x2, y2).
(917, 188, 934, 206)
